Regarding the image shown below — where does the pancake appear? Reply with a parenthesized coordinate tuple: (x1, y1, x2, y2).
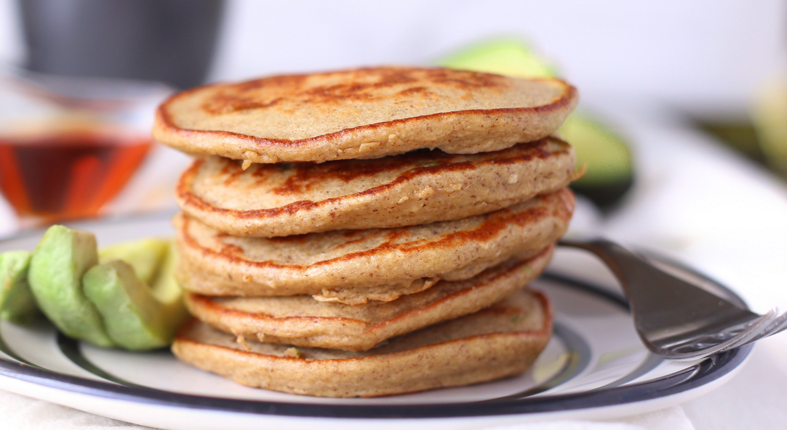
(178, 137, 576, 237)
(172, 289, 551, 397)
(185, 244, 552, 351)
(175, 188, 574, 304)
(153, 66, 577, 163)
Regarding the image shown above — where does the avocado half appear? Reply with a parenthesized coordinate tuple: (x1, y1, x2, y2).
(559, 114, 634, 208)
(438, 38, 635, 208)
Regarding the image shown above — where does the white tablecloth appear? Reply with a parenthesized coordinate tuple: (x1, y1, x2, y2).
(0, 101, 785, 429)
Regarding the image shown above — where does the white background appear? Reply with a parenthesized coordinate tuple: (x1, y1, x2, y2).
(0, 0, 785, 113)
(0, 2, 786, 429)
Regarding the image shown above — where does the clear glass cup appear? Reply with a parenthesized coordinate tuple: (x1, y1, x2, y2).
(0, 65, 173, 228)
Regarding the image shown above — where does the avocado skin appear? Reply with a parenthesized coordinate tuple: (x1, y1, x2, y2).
(28, 226, 114, 347)
(559, 114, 635, 209)
(0, 251, 40, 324)
(571, 178, 634, 209)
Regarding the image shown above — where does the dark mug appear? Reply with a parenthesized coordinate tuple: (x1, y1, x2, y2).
(18, 0, 225, 89)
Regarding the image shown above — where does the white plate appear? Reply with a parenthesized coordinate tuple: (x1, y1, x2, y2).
(0, 213, 752, 430)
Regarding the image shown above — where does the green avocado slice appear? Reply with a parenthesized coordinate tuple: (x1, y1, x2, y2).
(0, 251, 40, 324)
(99, 238, 170, 285)
(28, 226, 114, 347)
(84, 242, 188, 350)
(150, 242, 187, 313)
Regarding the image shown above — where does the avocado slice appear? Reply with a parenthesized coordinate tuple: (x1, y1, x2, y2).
(28, 226, 114, 347)
(99, 238, 170, 285)
(150, 242, 188, 317)
(83, 242, 188, 350)
(0, 251, 40, 324)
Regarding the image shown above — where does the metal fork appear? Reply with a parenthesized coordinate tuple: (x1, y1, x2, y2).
(559, 238, 787, 360)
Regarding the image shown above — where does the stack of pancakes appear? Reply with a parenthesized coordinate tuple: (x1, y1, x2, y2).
(152, 67, 579, 397)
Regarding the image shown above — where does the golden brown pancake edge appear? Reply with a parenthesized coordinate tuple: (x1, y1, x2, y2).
(171, 289, 552, 397)
(154, 66, 578, 163)
(173, 188, 575, 302)
(184, 244, 553, 351)
(177, 137, 576, 237)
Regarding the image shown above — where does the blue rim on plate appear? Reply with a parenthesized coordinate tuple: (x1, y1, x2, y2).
(0, 213, 753, 419)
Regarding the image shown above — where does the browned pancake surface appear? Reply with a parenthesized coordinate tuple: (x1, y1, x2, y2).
(178, 137, 575, 236)
(154, 67, 577, 163)
(185, 245, 553, 351)
(175, 188, 574, 303)
(172, 289, 552, 397)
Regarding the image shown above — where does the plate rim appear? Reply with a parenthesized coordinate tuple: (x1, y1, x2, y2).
(0, 214, 753, 419)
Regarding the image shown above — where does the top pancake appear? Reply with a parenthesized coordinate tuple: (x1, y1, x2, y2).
(153, 66, 578, 163)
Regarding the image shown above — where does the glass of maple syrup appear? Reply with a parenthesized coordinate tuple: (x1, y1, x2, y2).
(0, 67, 172, 227)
